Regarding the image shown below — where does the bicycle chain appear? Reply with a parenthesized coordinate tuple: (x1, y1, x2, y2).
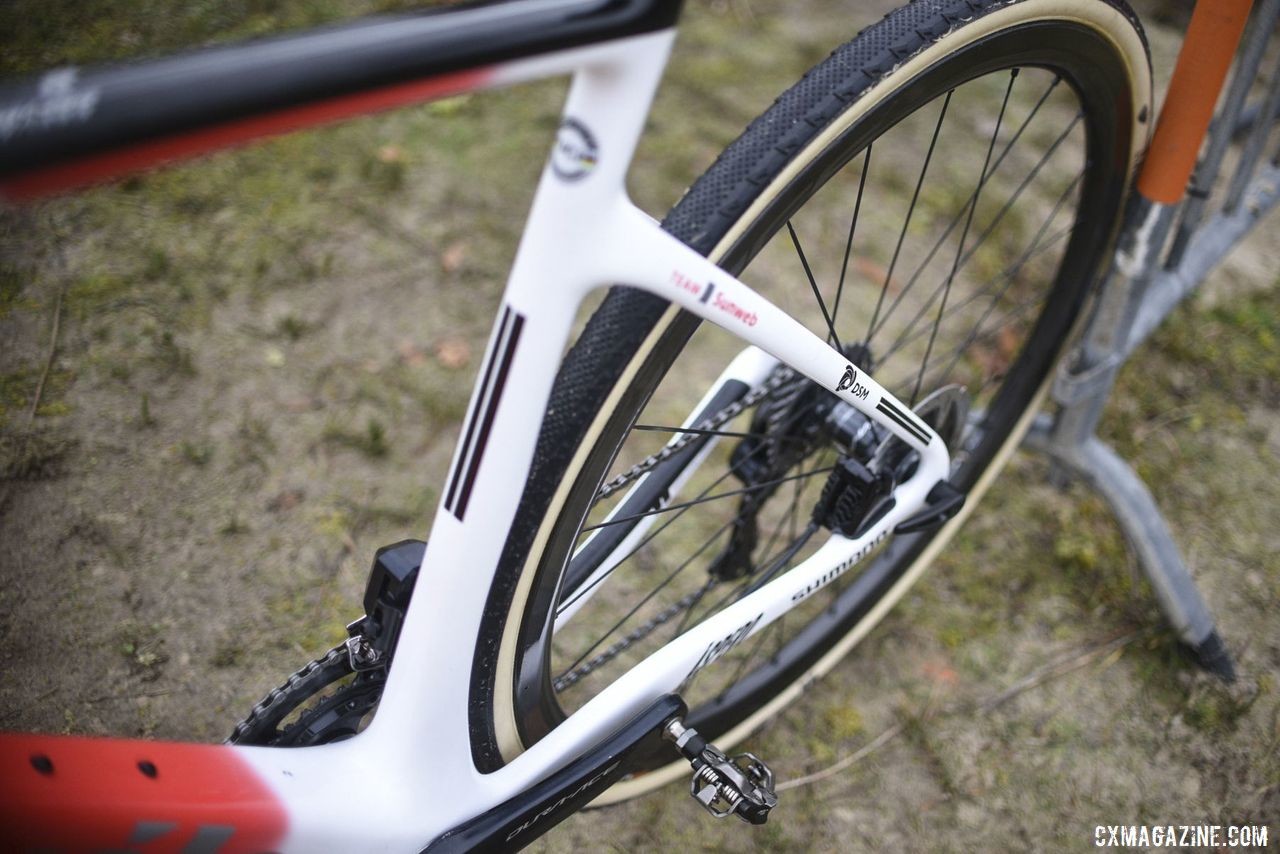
(554, 578, 717, 692)
(594, 366, 796, 501)
(226, 642, 352, 744)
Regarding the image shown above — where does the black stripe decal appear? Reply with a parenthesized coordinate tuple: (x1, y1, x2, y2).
(453, 310, 525, 521)
(877, 396, 928, 437)
(876, 398, 929, 444)
(445, 307, 513, 516)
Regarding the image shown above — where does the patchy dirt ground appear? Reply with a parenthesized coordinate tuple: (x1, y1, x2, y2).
(1, 1, 1277, 851)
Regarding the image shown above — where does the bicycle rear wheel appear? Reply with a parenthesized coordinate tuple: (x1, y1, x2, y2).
(470, 0, 1151, 796)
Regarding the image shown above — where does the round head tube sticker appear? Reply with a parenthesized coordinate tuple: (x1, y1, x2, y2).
(551, 118, 599, 181)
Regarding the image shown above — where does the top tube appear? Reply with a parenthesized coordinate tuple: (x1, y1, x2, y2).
(0, 0, 682, 194)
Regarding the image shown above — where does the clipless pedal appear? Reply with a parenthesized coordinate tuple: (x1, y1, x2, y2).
(663, 718, 778, 824)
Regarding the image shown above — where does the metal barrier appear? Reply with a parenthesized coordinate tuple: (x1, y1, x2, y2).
(1025, 0, 1280, 681)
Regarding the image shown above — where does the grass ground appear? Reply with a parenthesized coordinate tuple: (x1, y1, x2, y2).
(1, 1, 1277, 851)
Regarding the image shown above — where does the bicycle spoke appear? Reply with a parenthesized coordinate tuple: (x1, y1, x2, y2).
(739, 523, 818, 600)
(670, 498, 810, 640)
(689, 544, 786, 627)
(876, 221, 1073, 366)
(787, 220, 843, 353)
(876, 169, 1082, 369)
(686, 568, 752, 627)
(675, 459, 830, 631)
(632, 423, 807, 444)
(786, 466, 801, 542)
(584, 381, 839, 537)
(673, 575, 720, 638)
(909, 291, 1051, 396)
(865, 76, 1063, 345)
(877, 173, 1080, 372)
(911, 69, 1018, 404)
(756, 512, 794, 578)
(558, 465, 739, 616)
(932, 175, 1084, 384)
(580, 464, 836, 533)
(880, 113, 1083, 361)
(559, 398, 832, 615)
(750, 455, 810, 574)
(719, 619, 779, 699)
(833, 144, 872, 330)
(864, 89, 953, 344)
(556, 519, 736, 679)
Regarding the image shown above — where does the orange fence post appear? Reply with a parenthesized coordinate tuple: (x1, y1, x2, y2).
(1136, 0, 1254, 204)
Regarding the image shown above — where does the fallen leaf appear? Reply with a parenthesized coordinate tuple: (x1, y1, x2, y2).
(854, 256, 893, 289)
(397, 339, 428, 367)
(1098, 646, 1125, 672)
(283, 396, 320, 413)
(441, 242, 468, 273)
(267, 489, 305, 512)
(921, 658, 959, 687)
(263, 346, 285, 368)
(434, 336, 472, 369)
(997, 324, 1020, 362)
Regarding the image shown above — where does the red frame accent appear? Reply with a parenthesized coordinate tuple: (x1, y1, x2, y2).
(0, 68, 492, 202)
(0, 733, 287, 853)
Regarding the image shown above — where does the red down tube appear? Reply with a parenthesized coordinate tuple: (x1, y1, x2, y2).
(0, 733, 287, 853)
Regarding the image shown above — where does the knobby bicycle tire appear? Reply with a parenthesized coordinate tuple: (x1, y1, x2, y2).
(469, 0, 1152, 797)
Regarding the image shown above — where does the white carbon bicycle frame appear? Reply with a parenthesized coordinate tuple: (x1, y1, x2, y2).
(211, 28, 950, 850)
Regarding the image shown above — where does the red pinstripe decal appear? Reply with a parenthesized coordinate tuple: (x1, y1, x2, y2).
(0, 67, 493, 202)
(0, 733, 288, 852)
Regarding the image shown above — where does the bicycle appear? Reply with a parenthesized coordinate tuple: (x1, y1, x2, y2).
(0, 0, 1275, 850)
